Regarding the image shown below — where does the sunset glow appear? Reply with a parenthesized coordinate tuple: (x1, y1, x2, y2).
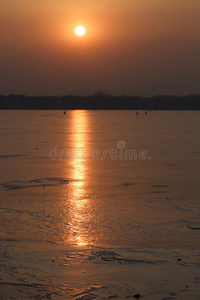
(1, 0, 200, 96)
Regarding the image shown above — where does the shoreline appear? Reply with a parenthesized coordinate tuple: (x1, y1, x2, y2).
(1, 94, 200, 110)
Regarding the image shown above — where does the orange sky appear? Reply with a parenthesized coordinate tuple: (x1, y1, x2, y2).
(1, 0, 200, 96)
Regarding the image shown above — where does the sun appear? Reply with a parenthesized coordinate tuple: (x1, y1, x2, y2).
(75, 26, 86, 37)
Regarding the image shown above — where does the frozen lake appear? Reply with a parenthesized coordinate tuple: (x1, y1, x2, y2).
(1, 110, 200, 299)
(0, 110, 200, 249)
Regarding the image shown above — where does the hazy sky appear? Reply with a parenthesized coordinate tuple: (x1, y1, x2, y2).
(1, 0, 200, 96)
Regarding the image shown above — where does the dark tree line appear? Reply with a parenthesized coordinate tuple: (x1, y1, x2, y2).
(0, 94, 200, 110)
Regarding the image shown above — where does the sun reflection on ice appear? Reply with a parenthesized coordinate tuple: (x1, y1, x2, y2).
(67, 110, 90, 246)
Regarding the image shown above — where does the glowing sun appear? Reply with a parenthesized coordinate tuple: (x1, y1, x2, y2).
(75, 26, 86, 36)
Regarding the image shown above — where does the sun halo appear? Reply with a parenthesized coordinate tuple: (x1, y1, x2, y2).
(75, 26, 86, 37)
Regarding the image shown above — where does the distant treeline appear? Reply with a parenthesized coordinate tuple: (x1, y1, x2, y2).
(0, 94, 200, 110)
